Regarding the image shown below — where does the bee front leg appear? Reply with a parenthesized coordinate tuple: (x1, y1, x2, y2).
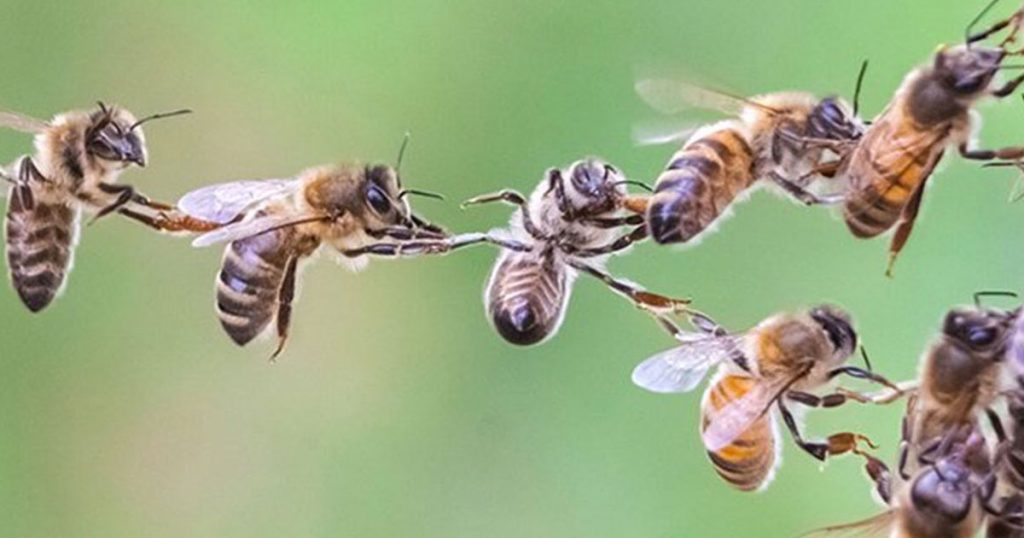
(562, 225, 648, 258)
(461, 189, 546, 240)
(826, 365, 904, 394)
(777, 398, 876, 462)
(91, 183, 139, 223)
(366, 226, 448, 241)
(340, 233, 530, 258)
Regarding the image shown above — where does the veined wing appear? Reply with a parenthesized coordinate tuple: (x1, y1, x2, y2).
(701, 372, 795, 453)
(0, 110, 48, 134)
(192, 211, 327, 247)
(635, 79, 778, 116)
(632, 335, 745, 394)
(178, 178, 301, 224)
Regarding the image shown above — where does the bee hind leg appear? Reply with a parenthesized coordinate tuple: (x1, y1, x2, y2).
(778, 398, 875, 462)
(568, 259, 692, 316)
(269, 256, 299, 362)
(768, 172, 845, 206)
(117, 207, 221, 233)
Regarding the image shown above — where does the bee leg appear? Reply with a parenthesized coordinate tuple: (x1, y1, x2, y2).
(116, 207, 221, 233)
(568, 260, 692, 316)
(562, 225, 648, 258)
(578, 215, 646, 228)
(461, 189, 546, 240)
(861, 452, 894, 505)
(776, 399, 828, 461)
(365, 226, 448, 241)
(621, 195, 649, 215)
(988, 407, 1009, 444)
(13, 157, 39, 211)
(885, 174, 931, 278)
(545, 168, 576, 221)
(959, 141, 1024, 161)
(409, 213, 445, 235)
(269, 256, 299, 361)
(340, 233, 530, 258)
(90, 182, 139, 223)
(767, 173, 845, 206)
(827, 365, 904, 394)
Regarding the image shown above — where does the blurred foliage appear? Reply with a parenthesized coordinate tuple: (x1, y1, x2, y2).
(0, 0, 1021, 536)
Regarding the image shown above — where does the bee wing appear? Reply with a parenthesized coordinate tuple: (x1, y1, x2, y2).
(631, 335, 744, 394)
(635, 78, 757, 116)
(701, 373, 794, 453)
(799, 511, 896, 538)
(191, 211, 324, 247)
(0, 110, 48, 134)
(178, 179, 302, 224)
(631, 121, 704, 147)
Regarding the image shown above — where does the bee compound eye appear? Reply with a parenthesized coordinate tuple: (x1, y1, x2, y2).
(967, 326, 996, 347)
(366, 185, 391, 214)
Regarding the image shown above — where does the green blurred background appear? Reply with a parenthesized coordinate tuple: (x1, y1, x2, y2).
(1, 0, 1021, 536)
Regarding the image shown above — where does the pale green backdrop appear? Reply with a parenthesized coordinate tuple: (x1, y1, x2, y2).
(0, 1, 1021, 536)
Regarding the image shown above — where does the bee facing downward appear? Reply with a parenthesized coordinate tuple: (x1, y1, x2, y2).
(632, 306, 902, 491)
(634, 79, 865, 245)
(1, 102, 200, 312)
(463, 157, 692, 346)
(179, 161, 521, 358)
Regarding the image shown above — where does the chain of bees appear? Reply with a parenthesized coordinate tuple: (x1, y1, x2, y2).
(7, 1, 1024, 536)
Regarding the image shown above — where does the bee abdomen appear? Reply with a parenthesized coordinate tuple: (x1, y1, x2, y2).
(485, 251, 567, 346)
(648, 131, 755, 244)
(703, 374, 777, 491)
(5, 191, 77, 313)
(216, 238, 287, 346)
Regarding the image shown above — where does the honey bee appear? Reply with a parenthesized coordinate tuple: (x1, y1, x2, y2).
(0, 102, 203, 312)
(632, 305, 902, 491)
(179, 162, 521, 358)
(809, 428, 993, 538)
(839, 3, 1024, 275)
(461, 157, 692, 346)
(634, 77, 866, 245)
(899, 301, 1015, 476)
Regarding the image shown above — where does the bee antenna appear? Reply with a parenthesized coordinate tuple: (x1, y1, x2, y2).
(974, 290, 1019, 308)
(966, 0, 1004, 47)
(96, 101, 111, 115)
(852, 60, 869, 117)
(129, 108, 192, 131)
(859, 346, 874, 373)
(398, 188, 446, 202)
(395, 131, 411, 176)
(613, 179, 654, 193)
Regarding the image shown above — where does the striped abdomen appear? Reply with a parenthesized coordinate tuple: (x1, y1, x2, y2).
(842, 124, 947, 238)
(5, 186, 78, 312)
(484, 249, 569, 346)
(216, 226, 315, 346)
(647, 128, 756, 244)
(702, 374, 778, 491)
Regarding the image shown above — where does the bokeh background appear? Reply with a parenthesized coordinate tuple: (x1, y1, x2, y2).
(1, 0, 1021, 536)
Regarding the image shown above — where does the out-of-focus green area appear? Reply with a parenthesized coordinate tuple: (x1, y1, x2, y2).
(1, 1, 1022, 536)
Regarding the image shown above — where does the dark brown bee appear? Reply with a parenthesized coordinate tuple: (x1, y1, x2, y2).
(180, 162, 517, 358)
(839, 4, 1024, 275)
(634, 82, 865, 245)
(1, 102, 204, 312)
(463, 157, 691, 346)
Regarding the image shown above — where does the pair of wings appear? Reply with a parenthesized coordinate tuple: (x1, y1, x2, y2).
(632, 333, 799, 453)
(177, 178, 324, 247)
(633, 79, 780, 146)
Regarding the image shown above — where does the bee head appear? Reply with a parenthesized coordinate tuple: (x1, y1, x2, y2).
(809, 304, 857, 359)
(84, 103, 191, 169)
(807, 97, 863, 142)
(942, 306, 1012, 356)
(552, 157, 626, 216)
(934, 44, 1004, 96)
(906, 432, 983, 528)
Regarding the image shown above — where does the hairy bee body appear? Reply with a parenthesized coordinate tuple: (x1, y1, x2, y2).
(647, 92, 862, 244)
(647, 125, 756, 243)
(4, 185, 79, 312)
(484, 246, 571, 346)
(702, 372, 779, 491)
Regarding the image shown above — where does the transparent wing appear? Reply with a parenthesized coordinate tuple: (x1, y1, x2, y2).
(701, 374, 791, 452)
(799, 511, 895, 538)
(0, 110, 48, 134)
(631, 120, 704, 147)
(635, 78, 756, 116)
(631, 335, 744, 394)
(191, 211, 323, 247)
(178, 179, 301, 224)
